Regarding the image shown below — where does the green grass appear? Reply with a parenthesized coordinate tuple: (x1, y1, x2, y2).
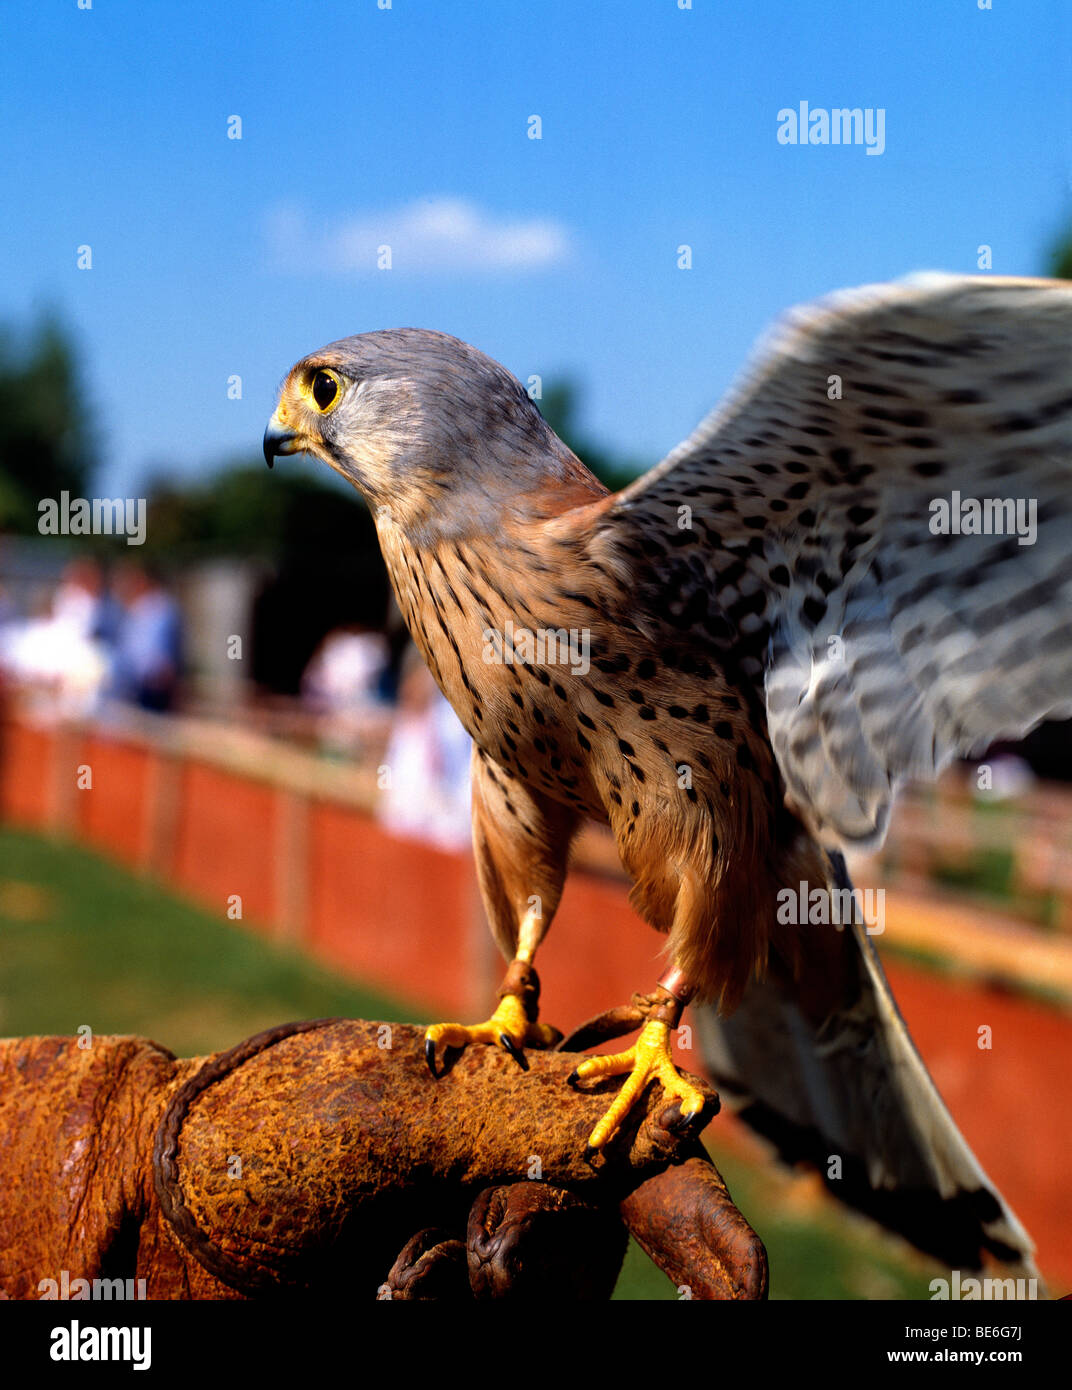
(0, 826, 418, 1056)
(0, 827, 937, 1299)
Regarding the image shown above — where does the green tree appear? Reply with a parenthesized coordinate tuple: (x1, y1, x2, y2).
(0, 315, 96, 531)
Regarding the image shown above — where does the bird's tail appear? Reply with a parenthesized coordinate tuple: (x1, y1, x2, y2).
(694, 851, 1040, 1282)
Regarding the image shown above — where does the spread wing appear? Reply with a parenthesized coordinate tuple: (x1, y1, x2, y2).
(597, 274, 1072, 844)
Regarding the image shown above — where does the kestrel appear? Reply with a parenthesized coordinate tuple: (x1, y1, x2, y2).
(265, 275, 1071, 1271)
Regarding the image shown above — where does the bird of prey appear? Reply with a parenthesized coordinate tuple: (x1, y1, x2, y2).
(265, 275, 1071, 1272)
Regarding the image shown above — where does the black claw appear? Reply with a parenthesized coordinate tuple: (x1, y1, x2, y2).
(666, 1104, 706, 1135)
(425, 1038, 439, 1079)
(499, 1033, 529, 1071)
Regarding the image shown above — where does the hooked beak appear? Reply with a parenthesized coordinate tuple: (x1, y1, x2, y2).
(263, 413, 304, 469)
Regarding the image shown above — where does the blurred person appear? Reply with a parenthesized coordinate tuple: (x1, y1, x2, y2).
(108, 561, 183, 713)
(378, 644, 471, 852)
(51, 557, 121, 646)
(0, 582, 22, 673)
(0, 558, 116, 719)
(301, 622, 390, 758)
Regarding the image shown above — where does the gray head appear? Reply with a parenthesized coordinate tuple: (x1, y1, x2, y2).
(264, 328, 583, 535)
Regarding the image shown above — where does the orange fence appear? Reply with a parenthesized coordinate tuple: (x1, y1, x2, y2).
(3, 707, 1071, 1287)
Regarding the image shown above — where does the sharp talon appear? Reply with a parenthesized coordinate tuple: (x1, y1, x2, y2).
(425, 1038, 438, 1079)
(500, 1033, 529, 1070)
(568, 1017, 708, 1152)
(666, 1098, 708, 1135)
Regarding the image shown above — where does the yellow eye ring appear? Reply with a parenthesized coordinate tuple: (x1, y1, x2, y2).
(308, 368, 342, 414)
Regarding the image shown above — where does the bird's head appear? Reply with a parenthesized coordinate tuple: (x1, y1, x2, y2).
(264, 328, 577, 537)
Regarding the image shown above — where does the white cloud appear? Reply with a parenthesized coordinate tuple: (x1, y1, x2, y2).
(267, 196, 572, 276)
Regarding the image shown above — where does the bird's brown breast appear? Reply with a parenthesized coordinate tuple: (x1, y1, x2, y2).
(378, 516, 779, 845)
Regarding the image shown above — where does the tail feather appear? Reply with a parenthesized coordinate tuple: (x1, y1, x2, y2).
(695, 852, 1039, 1280)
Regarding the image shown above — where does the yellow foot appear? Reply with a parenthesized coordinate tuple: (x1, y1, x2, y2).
(424, 992, 559, 1078)
(567, 1018, 707, 1157)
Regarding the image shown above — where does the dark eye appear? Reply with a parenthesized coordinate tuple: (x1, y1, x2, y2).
(311, 370, 339, 412)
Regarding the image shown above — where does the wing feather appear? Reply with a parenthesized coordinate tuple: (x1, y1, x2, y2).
(602, 274, 1072, 842)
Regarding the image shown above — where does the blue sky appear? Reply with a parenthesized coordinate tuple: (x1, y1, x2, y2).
(1, 0, 1069, 498)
